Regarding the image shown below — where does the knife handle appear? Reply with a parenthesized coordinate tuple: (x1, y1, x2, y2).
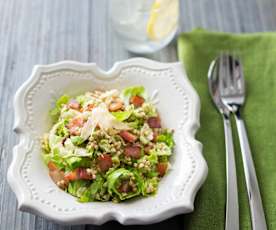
(234, 112, 267, 230)
(223, 114, 239, 230)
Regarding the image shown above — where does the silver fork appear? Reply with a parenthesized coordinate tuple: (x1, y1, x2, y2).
(219, 54, 267, 230)
(208, 56, 239, 230)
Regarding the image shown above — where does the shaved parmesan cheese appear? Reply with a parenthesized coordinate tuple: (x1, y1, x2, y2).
(74, 148, 91, 157)
(80, 103, 129, 140)
(80, 116, 97, 140)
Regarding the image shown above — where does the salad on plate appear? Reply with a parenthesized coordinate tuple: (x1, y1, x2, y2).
(42, 86, 174, 202)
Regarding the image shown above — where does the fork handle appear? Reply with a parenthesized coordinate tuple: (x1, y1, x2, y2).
(234, 112, 267, 230)
(223, 114, 239, 230)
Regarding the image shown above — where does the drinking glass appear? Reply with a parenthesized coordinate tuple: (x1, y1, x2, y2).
(110, 0, 179, 53)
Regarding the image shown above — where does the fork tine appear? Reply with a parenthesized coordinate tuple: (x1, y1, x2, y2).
(224, 54, 232, 94)
(230, 55, 236, 91)
(218, 54, 226, 95)
(218, 55, 224, 95)
(235, 56, 245, 94)
(232, 54, 239, 92)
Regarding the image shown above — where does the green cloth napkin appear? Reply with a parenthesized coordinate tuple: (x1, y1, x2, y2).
(177, 29, 276, 230)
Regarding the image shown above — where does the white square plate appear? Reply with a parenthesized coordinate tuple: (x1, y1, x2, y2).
(8, 58, 207, 225)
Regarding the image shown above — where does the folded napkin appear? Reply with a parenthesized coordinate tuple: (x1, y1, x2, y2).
(177, 29, 276, 229)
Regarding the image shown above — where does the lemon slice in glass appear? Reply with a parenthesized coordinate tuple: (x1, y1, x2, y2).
(146, 0, 179, 41)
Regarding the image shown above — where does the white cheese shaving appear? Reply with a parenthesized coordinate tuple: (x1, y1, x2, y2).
(80, 116, 98, 140)
(80, 103, 129, 140)
(74, 148, 91, 157)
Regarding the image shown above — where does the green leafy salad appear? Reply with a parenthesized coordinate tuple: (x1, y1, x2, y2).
(42, 86, 174, 202)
